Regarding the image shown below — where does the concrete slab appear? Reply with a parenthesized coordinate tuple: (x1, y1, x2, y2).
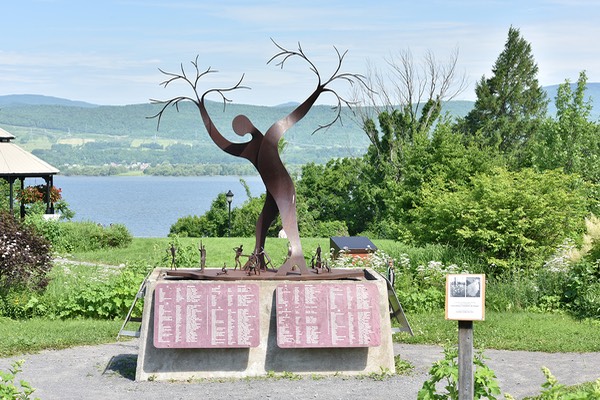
(136, 268, 394, 381)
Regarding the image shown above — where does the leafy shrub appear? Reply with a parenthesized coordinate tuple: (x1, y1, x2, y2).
(55, 262, 149, 319)
(506, 367, 600, 399)
(485, 271, 542, 312)
(169, 215, 204, 237)
(417, 346, 501, 400)
(23, 209, 74, 252)
(580, 213, 600, 262)
(170, 193, 230, 237)
(401, 260, 469, 313)
(382, 252, 470, 313)
(0, 211, 52, 291)
(232, 195, 281, 238)
(34, 220, 132, 253)
(170, 192, 282, 238)
(159, 236, 199, 269)
(564, 260, 600, 319)
(0, 288, 44, 319)
(301, 220, 348, 238)
(100, 223, 133, 248)
(0, 360, 39, 400)
(412, 167, 589, 275)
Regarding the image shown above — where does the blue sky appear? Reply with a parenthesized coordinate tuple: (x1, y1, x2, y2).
(1, 0, 598, 106)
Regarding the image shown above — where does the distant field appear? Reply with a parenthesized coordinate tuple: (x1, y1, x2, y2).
(130, 138, 181, 147)
(58, 138, 96, 146)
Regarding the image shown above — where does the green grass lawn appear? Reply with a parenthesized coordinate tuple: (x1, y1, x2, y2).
(0, 318, 124, 357)
(1, 311, 598, 359)
(68, 237, 342, 267)
(2, 237, 597, 359)
(397, 311, 600, 353)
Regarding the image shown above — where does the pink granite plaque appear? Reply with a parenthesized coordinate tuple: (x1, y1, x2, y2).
(153, 283, 260, 348)
(276, 283, 381, 348)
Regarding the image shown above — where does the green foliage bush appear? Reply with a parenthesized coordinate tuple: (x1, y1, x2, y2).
(485, 271, 546, 313)
(301, 219, 348, 238)
(0, 261, 148, 320)
(170, 192, 230, 237)
(0, 359, 39, 400)
(417, 346, 501, 400)
(563, 261, 600, 319)
(28, 219, 133, 253)
(0, 288, 43, 319)
(296, 158, 374, 236)
(170, 192, 282, 238)
(159, 236, 200, 269)
(231, 195, 281, 238)
(169, 215, 204, 237)
(412, 167, 589, 274)
(0, 211, 52, 292)
(393, 257, 469, 313)
(508, 367, 600, 399)
(55, 261, 148, 319)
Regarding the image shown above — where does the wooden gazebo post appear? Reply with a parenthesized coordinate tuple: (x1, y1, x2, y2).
(19, 177, 25, 219)
(44, 175, 54, 214)
(8, 176, 15, 214)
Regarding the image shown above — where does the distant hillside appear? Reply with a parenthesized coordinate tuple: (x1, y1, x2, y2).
(0, 84, 597, 174)
(0, 96, 472, 157)
(0, 94, 97, 108)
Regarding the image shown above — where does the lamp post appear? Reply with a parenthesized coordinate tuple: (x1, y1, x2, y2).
(226, 190, 234, 237)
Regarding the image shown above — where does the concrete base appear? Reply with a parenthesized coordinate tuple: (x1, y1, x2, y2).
(136, 268, 395, 381)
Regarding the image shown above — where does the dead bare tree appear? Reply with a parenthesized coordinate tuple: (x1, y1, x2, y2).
(353, 47, 468, 176)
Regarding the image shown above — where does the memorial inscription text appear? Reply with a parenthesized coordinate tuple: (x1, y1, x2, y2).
(154, 283, 260, 348)
(276, 283, 381, 348)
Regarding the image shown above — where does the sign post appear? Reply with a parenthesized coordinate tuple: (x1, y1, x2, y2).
(446, 274, 486, 400)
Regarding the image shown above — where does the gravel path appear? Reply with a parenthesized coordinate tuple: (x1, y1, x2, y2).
(1, 339, 598, 400)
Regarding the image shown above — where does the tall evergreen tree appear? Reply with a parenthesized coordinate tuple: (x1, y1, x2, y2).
(462, 26, 548, 157)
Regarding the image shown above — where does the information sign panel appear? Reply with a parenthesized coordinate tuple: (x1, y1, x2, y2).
(445, 274, 486, 321)
(153, 283, 260, 348)
(276, 283, 380, 348)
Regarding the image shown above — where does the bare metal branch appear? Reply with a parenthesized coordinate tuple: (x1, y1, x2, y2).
(149, 57, 249, 129)
(267, 39, 371, 134)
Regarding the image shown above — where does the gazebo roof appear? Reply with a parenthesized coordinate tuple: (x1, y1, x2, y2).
(0, 128, 59, 177)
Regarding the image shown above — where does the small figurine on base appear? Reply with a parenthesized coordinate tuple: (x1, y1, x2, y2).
(199, 241, 206, 272)
(233, 245, 244, 270)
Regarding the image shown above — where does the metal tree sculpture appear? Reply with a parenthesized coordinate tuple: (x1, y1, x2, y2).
(152, 40, 365, 275)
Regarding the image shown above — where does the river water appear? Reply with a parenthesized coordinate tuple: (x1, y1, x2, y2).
(52, 175, 265, 237)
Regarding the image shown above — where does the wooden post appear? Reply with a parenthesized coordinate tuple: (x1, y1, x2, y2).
(19, 177, 25, 219)
(458, 320, 474, 400)
(8, 177, 14, 214)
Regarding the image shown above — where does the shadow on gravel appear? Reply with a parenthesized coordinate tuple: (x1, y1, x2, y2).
(103, 354, 138, 380)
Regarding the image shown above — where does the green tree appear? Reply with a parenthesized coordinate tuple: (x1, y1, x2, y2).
(530, 71, 600, 182)
(359, 47, 466, 185)
(462, 26, 548, 161)
(170, 193, 229, 237)
(296, 157, 374, 236)
(345, 48, 472, 239)
(231, 194, 282, 238)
